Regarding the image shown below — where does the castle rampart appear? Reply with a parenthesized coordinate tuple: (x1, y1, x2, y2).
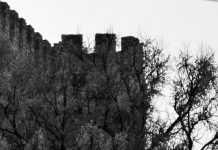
(0, 2, 147, 149)
(0, 1, 144, 61)
(0, 1, 51, 53)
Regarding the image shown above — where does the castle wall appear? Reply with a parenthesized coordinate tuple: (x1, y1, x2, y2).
(95, 33, 116, 54)
(0, 2, 146, 147)
(0, 1, 51, 54)
(0, 2, 10, 39)
(0, 1, 144, 68)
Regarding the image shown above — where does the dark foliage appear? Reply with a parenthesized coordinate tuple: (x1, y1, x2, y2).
(0, 37, 218, 150)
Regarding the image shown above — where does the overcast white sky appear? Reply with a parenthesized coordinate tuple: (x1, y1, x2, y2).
(4, 0, 218, 56)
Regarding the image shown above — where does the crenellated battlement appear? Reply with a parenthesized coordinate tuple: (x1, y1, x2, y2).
(0, 1, 51, 53)
(0, 1, 144, 61)
(56, 33, 142, 54)
(0, 3, 147, 147)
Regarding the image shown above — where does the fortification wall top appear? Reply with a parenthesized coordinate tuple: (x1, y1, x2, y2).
(0, 1, 51, 53)
(0, 1, 144, 60)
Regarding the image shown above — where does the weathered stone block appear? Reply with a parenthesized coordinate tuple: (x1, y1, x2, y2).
(121, 36, 139, 52)
(95, 33, 116, 54)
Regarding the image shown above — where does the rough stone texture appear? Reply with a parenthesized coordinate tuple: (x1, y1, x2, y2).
(0, 1, 143, 61)
(121, 36, 139, 52)
(95, 33, 116, 54)
(62, 34, 83, 46)
(0, 2, 145, 149)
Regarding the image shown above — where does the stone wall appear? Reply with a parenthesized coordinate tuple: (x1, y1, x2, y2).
(0, 1, 51, 55)
(0, 1, 144, 75)
(0, 2, 146, 149)
(0, 2, 144, 60)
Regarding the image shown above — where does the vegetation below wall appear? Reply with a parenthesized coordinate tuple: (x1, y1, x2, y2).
(0, 36, 218, 150)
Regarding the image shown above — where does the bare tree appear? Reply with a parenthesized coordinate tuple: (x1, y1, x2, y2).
(148, 51, 218, 150)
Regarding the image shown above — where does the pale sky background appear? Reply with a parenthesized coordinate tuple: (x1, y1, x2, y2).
(3, 0, 218, 149)
(3, 0, 218, 57)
